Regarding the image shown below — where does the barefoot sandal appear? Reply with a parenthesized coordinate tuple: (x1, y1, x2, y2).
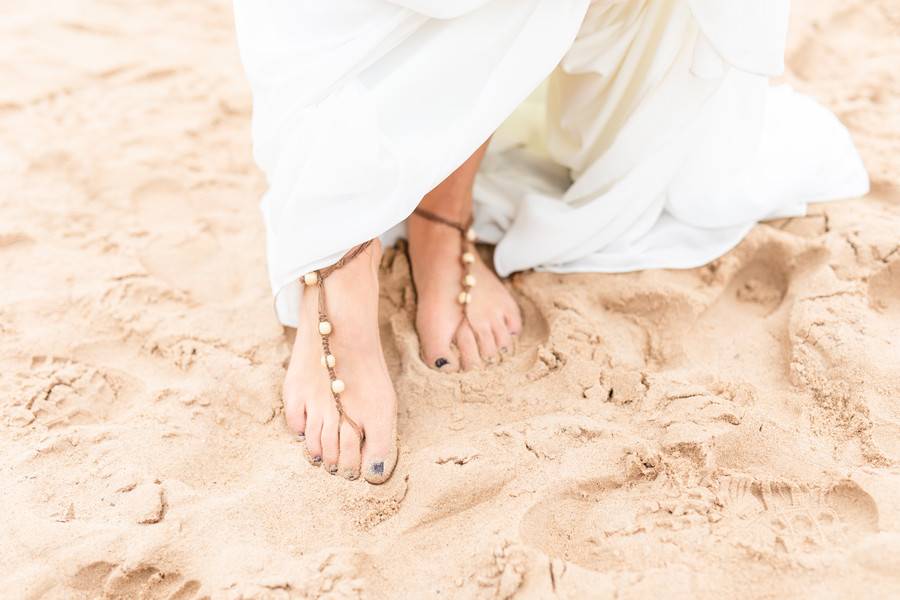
(299, 240, 373, 442)
(412, 208, 477, 325)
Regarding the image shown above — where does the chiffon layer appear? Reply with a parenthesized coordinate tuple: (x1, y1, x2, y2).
(232, 0, 869, 327)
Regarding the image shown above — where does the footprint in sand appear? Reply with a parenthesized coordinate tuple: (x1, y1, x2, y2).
(787, 257, 900, 461)
(70, 561, 201, 600)
(519, 475, 878, 572)
(677, 234, 830, 388)
(868, 257, 900, 315)
(583, 232, 814, 376)
(0, 355, 140, 430)
(863, 258, 900, 459)
(714, 476, 879, 554)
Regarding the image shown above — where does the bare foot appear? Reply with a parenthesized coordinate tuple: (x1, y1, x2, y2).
(282, 240, 397, 483)
(408, 213, 522, 371)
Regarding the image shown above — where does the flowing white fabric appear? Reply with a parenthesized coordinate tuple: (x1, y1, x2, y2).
(233, 0, 869, 327)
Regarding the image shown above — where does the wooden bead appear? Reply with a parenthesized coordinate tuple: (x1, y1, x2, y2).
(466, 228, 477, 242)
(458, 291, 471, 305)
(318, 320, 332, 335)
(303, 272, 318, 286)
(320, 354, 336, 368)
(331, 379, 345, 394)
(462, 252, 475, 265)
(464, 274, 476, 287)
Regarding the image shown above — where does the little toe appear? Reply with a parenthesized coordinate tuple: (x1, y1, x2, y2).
(283, 389, 306, 438)
(455, 323, 482, 371)
(337, 420, 363, 480)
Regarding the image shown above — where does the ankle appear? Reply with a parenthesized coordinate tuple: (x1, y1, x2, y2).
(417, 187, 472, 222)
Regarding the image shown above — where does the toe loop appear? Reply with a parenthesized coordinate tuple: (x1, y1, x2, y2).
(341, 413, 365, 442)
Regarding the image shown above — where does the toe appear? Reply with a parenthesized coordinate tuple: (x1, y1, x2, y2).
(492, 314, 513, 355)
(337, 420, 363, 480)
(304, 411, 324, 467)
(472, 321, 498, 363)
(283, 387, 307, 439)
(361, 419, 397, 485)
(504, 299, 523, 336)
(320, 408, 341, 474)
(454, 323, 482, 371)
(417, 313, 460, 372)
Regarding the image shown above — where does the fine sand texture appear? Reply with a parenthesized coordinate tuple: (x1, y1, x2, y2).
(2, 1, 900, 598)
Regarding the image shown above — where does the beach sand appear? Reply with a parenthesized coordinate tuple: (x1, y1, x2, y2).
(2, 1, 899, 598)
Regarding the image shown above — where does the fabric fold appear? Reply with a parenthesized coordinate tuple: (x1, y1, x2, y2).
(233, 0, 869, 327)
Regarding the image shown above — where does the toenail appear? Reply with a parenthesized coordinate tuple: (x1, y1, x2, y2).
(297, 433, 305, 442)
(342, 471, 358, 481)
(311, 455, 322, 465)
(500, 347, 508, 354)
(370, 461, 384, 476)
(435, 358, 449, 369)
(327, 465, 338, 475)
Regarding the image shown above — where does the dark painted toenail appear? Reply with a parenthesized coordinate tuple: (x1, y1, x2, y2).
(327, 465, 338, 475)
(311, 455, 322, 465)
(435, 358, 449, 368)
(297, 433, 305, 442)
(370, 461, 384, 476)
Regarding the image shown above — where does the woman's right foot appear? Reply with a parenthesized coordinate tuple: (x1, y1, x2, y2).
(282, 240, 398, 484)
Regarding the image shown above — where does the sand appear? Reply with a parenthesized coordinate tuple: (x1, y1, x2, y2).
(1, 1, 899, 598)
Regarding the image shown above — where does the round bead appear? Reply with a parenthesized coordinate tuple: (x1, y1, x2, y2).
(318, 320, 332, 335)
(462, 252, 475, 265)
(458, 291, 471, 305)
(303, 272, 319, 286)
(464, 273, 477, 287)
(466, 228, 477, 242)
(320, 354, 336, 368)
(331, 379, 345, 394)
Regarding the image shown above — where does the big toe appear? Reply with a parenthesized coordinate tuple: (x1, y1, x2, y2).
(417, 314, 460, 373)
(361, 420, 398, 485)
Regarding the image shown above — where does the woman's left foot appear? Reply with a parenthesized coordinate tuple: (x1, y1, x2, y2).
(408, 212, 522, 371)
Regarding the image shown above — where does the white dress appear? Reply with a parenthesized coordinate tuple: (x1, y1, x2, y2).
(233, 0, 869, 327)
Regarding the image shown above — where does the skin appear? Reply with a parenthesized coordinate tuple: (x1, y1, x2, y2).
(407, 138, 522, 371)
(283, 138, 521, 482)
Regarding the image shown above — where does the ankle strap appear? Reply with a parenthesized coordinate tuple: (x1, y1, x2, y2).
(318, 240, 373, 280)
(413, 208, 473, 234)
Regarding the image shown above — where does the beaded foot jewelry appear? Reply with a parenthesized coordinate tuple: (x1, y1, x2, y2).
(299, 240, 373, 443)
(412, 207, 477, 323)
